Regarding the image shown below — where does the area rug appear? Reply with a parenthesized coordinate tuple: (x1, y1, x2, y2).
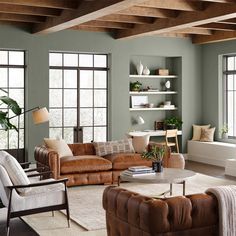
(63, 173, 236, 231)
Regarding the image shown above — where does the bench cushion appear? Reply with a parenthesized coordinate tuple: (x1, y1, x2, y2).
(104, 153, 151, 170)
(60, 155, 112, 174)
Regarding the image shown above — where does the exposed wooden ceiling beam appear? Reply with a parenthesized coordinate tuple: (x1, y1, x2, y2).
(97, 14, 154, 24)
(159, 32, 189, 38)
(118, 6, 177, 18)
(80, 20, 134, 29)
(197, 22, 236, 30)
(196, 0, 235, 3)
(116, 3, 236, 39)
(0, 0, 77, 9)
(0, 13, 45, 23)
(0, 3, 61, 17)
(71, 25, 111, 32)
(173, 27, 213, 35)
(137, 0, 204, 11)
(33, 0, 148, 34)
(192, 30, 236, 44)
(220, 18, 236, 24)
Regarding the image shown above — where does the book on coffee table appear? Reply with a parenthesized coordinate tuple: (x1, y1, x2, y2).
(123, 170, 155, 177)
(128, 166, 153, 172)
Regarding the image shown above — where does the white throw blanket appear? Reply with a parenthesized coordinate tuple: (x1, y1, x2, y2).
(206, 185, 236, 236)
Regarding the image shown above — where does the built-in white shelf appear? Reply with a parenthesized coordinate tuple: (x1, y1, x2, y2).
(129, 75, 177, 79)
(129, 91, 177, 95)
(129, 107, 177, 111)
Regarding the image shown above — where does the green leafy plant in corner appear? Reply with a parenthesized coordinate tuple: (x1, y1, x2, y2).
(0, 88, 21, 131)
(141, 145, 165, 162)
(219, 123, 228, 135)
(164, 116, 183, 130)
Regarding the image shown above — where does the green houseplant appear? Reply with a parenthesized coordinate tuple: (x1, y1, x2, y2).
(164, 116, 183, 130)
(0, 88, 21, 131)
(141, 145, 165, 172)
(130, 81, 142, 91)
(219, 123, 228, 139)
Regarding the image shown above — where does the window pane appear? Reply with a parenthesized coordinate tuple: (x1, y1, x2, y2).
(83, 127, 93, 143)
(80, 108, 93, 126)
(94, 127, 106, 142)
(49, 128, 62, 139)
(50, 53, 62, 66)
(94, 71, 107, 88)
(9, 89, 24, 108)
(94, 90, 106, 107)
(227, 57, 234, 71)
(80, 90, 93, 107)
(64, 53, 78, 67)
(64, 70, 77, 88)
(0, 130, 8, 149)
(79, 54, 93, 67)
(94, 108, 106, 125)
(8, 110, 24, 128)
(49, 109, 62, 127)
(227, 75, 233, 90)
(64, 128, 74, 143)
(80, 70, 93, 88)
(227, 91, 233, 136)
(9, 68, 24, 88)
(0, 68, 8, 87)
(64, 89, 77, 107)
(94, 55, 107, 68)
(50, 89, 62, 107)
(9, 51, 24, 65)
(64, 109, 77, 126)
(9, 129, 18, 148)
(49, 69, 62, 88)
(0, 51, 8, 65)
(19, 129, 24, 149)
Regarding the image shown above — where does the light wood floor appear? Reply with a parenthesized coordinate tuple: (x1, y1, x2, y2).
(1, 160, 235, 236)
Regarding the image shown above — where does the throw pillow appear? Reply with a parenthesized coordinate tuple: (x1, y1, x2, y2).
(0, 151, 31, 193)
(192, 124, 211, 141)
(127, 134, 150, 153)
(44, 138, 73, 158)
(200, 127, 215, 142)
(93, 139, 134, 156)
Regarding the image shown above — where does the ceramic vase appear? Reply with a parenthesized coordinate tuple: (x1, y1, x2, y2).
(152, 161, 163, 173)
(222, 133, 228, 139)
(136, 61, 143, 75)
(143, 66, 150, 75)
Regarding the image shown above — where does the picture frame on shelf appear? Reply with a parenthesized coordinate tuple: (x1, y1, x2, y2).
(131, 96, 148, 108)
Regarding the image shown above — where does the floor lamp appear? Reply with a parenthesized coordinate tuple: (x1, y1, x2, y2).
(10, 107, 49, 161)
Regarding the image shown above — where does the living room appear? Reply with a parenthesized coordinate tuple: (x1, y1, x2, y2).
(0, 0, 236, 235)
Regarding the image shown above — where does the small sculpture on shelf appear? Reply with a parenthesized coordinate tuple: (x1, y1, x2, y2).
(143, 66, 150, 75)
(136, 61, 143, 75)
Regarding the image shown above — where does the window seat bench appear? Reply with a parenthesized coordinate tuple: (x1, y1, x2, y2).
(187, 140, 236, 167)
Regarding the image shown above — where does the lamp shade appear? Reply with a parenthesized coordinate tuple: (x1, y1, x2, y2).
(32, 107, 49, 124)
(137, 116, 145, 125)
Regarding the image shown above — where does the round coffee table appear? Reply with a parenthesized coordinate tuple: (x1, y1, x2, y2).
(118, 168, 196, 196)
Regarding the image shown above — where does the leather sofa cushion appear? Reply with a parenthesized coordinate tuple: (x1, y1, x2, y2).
(60, 155, 112, 174)
(104, 153, 151, 170)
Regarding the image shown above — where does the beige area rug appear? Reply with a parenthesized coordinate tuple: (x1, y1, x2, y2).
(62, 173, 236, 231)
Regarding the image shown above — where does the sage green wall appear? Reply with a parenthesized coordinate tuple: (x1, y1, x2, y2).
(0, 25, 202, 161)
(202, 40, 236, 137)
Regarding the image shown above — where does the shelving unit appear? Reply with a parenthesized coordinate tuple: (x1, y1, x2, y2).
(129, 91, 177, 95)
(130, 107, 178, 111)
(129, 75, 177, 79)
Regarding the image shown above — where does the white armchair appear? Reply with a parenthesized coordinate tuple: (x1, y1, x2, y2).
(0, 151, 70, 236)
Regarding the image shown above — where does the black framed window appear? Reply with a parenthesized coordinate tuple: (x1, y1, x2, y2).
(0, 50, 25, 149)
(223, 55, 236, 138)
(49, 52, 108, 143)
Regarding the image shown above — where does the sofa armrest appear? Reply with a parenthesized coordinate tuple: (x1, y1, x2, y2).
(34, 146, 60, 179)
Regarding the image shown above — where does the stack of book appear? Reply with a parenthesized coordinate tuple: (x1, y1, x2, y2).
(123, 166, 155, 177)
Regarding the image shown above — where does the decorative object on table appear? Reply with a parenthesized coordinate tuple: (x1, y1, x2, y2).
(131, 95, 148, 108)
(136, 61, 143, 75)
(141, 145, 165, 172)
(165, 80, 171, 91)
(219, 123, 228, 139)
(156, 69, 169, 75)
(143, 66, 150, 75)
(155, 121, 164, 130)
(130, 81, 142, 91)
(164, 116, 183, 130)
(123, 166, 154, 176)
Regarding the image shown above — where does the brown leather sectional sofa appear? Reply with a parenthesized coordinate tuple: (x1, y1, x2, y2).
(103, 186, 219, 236)
(34, 142, 160, 186)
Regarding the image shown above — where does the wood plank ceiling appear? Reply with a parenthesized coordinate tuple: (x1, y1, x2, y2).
(1, 0, 236, 44)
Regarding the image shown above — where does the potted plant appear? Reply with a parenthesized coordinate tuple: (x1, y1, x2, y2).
(219, 123, 228, 139)
(0, 88, 21, 131)
(130, 81, 142, 92)
(141, 145, 165, 172)
(164, 116, 183, 130)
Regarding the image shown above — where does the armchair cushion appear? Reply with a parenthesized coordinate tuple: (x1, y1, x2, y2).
(0, 151, 30, 194)
(44, 138, 73, 158)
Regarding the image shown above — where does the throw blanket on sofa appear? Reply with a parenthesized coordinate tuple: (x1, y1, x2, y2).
(206, 185, 236, 236)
